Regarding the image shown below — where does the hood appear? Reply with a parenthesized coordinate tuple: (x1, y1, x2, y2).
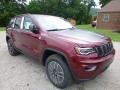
(48, 29, 109, 44)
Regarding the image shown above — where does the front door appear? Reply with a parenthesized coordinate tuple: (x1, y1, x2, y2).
(20, 16, 42, 58)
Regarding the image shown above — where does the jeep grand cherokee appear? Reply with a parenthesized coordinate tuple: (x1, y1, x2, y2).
(6, 14, 115, 89)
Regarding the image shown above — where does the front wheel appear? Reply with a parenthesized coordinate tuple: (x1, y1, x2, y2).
(45, 54, 73, 89)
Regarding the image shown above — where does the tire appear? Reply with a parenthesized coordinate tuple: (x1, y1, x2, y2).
(7, 39, 20, 56)
(45, 54, 73, 89)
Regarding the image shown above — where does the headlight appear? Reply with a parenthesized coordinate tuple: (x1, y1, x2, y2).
(75, 47, 96, 55)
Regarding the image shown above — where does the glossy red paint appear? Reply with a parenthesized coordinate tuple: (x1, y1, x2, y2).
(6, 14, 115, 81)
(69, 49, 115, 80)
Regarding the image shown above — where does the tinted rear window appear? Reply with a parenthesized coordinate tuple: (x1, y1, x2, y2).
(7, 18, 15, 28)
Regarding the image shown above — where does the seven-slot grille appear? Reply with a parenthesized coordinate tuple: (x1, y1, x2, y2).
(95, 42, 113, 57)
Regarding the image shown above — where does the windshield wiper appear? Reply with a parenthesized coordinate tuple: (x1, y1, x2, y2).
(47, 29, 66, 31)
(67, 27, 76, 30)
(47, 27, 76, 31)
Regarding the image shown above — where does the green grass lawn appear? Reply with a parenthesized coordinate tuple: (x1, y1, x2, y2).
(77, 25, 120, 42)
(0, 27, 5, 31)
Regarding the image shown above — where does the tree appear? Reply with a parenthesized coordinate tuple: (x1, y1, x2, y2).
(26, 0, 96, 24)
(0, 0, 26, 26)
(100, 0, 111, 7)
(0, 0, 96, 26)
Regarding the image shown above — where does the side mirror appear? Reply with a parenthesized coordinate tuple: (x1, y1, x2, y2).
(29, 24, 39, 34)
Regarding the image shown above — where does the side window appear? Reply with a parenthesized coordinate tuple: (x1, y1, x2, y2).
(7, 18, 15, 28)
(23, 17, 33, 30)
(103, 14, 109, 22)
(14, 17, 22, 29)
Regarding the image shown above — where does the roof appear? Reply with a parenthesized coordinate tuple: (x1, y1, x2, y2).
(98, 0, 120, 13)
(15, 14, 57, 18)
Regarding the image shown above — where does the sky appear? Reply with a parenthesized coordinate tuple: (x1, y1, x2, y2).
(94, 0, 101, 8)
(27, 0, 101, 8)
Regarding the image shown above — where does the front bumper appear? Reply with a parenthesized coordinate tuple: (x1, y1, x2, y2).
(70, 49, 115, 81)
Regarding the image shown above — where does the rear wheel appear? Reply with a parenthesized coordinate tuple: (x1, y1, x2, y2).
(7, 39, 20, 56)
(45, 54, 73, 89)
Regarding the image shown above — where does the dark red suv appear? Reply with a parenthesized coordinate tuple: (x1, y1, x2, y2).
(6, 14, 115, 89)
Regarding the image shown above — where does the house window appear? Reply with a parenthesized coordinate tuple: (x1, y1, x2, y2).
(103, 14, 109, 22)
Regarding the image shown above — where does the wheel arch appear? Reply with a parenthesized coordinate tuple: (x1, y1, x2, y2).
(42, 48, 70, 67)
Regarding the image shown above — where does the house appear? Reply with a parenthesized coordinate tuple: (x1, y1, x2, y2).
(97, 0, 120, 31)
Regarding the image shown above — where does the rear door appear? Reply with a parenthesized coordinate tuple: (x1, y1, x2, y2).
(6, 18, 15, 38)
(12, 16, 23, 50)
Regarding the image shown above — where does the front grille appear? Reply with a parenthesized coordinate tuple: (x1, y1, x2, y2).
(95, 42, 113, 57)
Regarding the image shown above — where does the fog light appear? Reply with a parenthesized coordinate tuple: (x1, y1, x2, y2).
(83, 65, 97, 72)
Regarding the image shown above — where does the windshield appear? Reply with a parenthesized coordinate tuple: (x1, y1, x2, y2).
(34, 15, 73, 31)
